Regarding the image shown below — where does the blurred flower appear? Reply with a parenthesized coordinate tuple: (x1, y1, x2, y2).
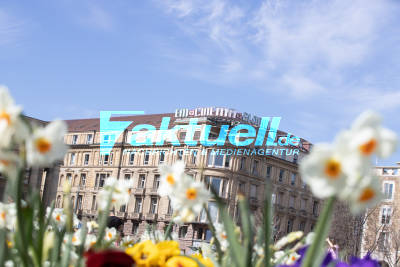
(213, 222, 228, 251)
(156, 241, 181, 266)
(0, 86, 27, 148)
(4, 260, 14, 267)
(158, 160, 186, 197)
(64, 229, 82, 246)
(0, 202, 16, 230)
(125, 240, 159, 267)
(349, 111, 397, 158)
(104, 227, 117, 241)
(346, 174, 382, 213)
(300, 143, 362, 199)
(85, 250, 134, 267)
(85, 234, 97, 250)
(98, 177, 133, 211)
(192, 254, 215, 267)
(0, 152, 20, 179)
(165, 255, 214, 267)
(26, 120, 68, 167)
(46, 208, 66, 228)
(336, 254, 380, 267)
(274, 231, 303, 250)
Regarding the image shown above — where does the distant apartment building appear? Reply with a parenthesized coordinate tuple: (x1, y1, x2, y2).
(55, 109, 319, 253)
(360, 163, 400, 267)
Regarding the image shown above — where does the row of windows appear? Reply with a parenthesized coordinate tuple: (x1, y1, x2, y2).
(273, 192, 319, 215)
(71, 133, 93, 145)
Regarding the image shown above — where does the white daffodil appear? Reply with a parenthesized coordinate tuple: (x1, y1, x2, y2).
(158, 160, 186, 197)
(85, 234, 97, 249)
(0, 202, 16, 230)
(171, 178, 211, 215)
(0, 86, 27, 148)
(98, 177, 133, 210)
(347, 111, 397, 159)
(47, 208, 66, 228)
(26, 120, 68, 167)
(64, 229, 82, 246)
(285, 252, 301, 265)
(300, 143, 363, 199)
(104, 227, 117, 241)
(0, 151, 20, 179)
(347, 174, 382, 213)
(4, 260, 14, 267)
(172, 207, 197, 224)
(213, 222, 229, 251)
(305, 232, 315, 245)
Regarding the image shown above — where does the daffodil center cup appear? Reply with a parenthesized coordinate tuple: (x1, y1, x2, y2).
(0, 110, 11, 125)
(324, 159, 341, 179)
(186, 188, 197, 200)
(35, 137, 52, 154)
(359, 138, 377, 155)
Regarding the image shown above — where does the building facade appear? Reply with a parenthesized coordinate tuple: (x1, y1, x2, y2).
(360, 163, 400, 267)
(55, 111, 319, 253)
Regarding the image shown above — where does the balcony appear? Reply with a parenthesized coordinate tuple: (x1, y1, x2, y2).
(134, 188, 145, 195)
(146, 188, 158, 195)
(144, 213, 158, 221)
(127, 212, 142, 220)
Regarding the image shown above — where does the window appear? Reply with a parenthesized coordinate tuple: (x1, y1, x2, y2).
(197, 228, 204, 240)
(98, 173, 107, 188)
(66, 173, 72, 183)
(179, 226, 188, 238)
(208, 201, 218, 223)
(207, 152, 225, 167)
(167, 200, 173, 215)
(124, 173, 131, 180)
(103, 154, 109, 165)
(129, 152, 135, 165)
(205, 229, 212, 241)
(144, 151, 150, 165)
(134, 197, 143, 213)
(72, 135, 78, 144)
(250, 184, 257, 198)
(138, 174, 146, 188)
(77, 195, 83, 210)
(154, 175, 160, 189)
(293, 154, 298, 163)
(238, 182, 246, 195)
(132, 223, 139, 235)
(240, 157, 246, 170)
(70, 153, 76, 165)
(179, 131, 186, 141)
(103, 134, 115, 144)
(150, 198, 158, 214)
(84, 154, 90, 165)
(56, 195, 62, 208)
(159, 151, 165, 164)
(86, 134, 93, 144)
(302, 181, 307, 189)
(289, 195, 295, 208)
(287, 219, 293, 233)
(205, 176, 225, 197)
(120, 205, 126, 212)
(312, 201, 319, 215)
(177, 150, 183, 160)
(379, 232, 390, 250)
(278, 192, 284, 205)
(383, 182, 394, 200)
(299, 221, 306, 231)
(291, 173, 296, 186)
(300, 199, 307, 210)
(91, 196, 97, 210)
(279, 169, 285, 182)
(252, 160, 259, 175)
(194, 131, 201, 140)
(266, 166, 271, 179)
(110, 152, 113, 165)
(191, 150, 198, 164)
(381, 206, 392, 224)
(225, 154, 231, 167)
(272, 193, 276, 204)
(80, 173, 86, 186)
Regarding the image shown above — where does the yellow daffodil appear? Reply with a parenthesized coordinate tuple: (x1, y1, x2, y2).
(126, 240, 160, 267)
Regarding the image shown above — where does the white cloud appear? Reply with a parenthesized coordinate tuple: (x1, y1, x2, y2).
(0, 9, 24, 46)
(81, 4, 114, 31)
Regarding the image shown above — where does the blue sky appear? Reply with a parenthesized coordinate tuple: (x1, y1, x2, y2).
(1, 0, 400, 165)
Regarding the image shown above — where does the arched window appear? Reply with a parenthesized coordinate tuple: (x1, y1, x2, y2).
(56, 195, 62, 208)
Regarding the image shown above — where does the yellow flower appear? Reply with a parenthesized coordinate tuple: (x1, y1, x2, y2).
(156, 241, 180, 265)
(126, 240, 159, 267)
(192, 254, 214, 267)
(165, 256, 198, 267)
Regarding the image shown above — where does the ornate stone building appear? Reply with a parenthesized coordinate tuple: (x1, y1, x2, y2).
(360, 163, 400, 267)
(55, 111, 318, 253)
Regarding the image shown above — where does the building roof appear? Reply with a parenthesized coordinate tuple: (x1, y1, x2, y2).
(64, 113, 176, 132)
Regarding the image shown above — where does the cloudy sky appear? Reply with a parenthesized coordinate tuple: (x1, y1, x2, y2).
(1, 0, 400, 165)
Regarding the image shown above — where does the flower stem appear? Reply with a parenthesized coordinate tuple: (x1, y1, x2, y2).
(301, 196, 335, 267)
